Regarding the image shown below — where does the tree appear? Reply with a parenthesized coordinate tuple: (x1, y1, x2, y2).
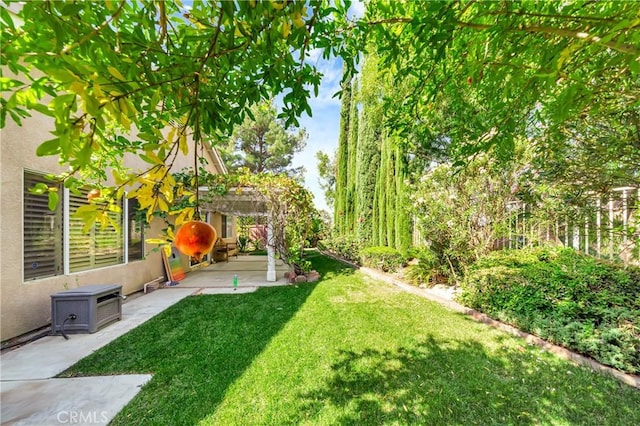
(334, 54, 413, 252)
(340, 1, 640, 168)
(354, 55, 383, 243)
(345, 77, 359, 233)
(3, 0, 638, 226)
(1, 0, 342, 221)
(333, 69, 351, 233)
(219, 100, 307, 177)
(316, 150, 336, 208)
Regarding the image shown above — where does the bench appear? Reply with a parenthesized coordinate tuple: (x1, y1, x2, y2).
(213, 239, 238, 262)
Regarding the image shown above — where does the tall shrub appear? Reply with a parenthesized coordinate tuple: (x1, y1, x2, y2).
(334, 69, 352, 234)
(411, 153, 518, 281)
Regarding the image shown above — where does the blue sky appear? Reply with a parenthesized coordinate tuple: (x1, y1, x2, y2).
(289, 55, 343, 214)
(288, 1, 365, 214)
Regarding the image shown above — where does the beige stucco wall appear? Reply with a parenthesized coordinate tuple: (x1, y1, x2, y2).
(0, 110, 231, 341)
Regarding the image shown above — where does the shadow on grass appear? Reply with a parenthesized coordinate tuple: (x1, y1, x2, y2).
(298, 335, 640, 425)
(59, 283, 319, 425)
(306, 249, 356, 280)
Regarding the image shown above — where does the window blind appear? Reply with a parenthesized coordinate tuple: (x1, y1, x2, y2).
(68, 190, 123, 273)
(23, 171, 63, 280)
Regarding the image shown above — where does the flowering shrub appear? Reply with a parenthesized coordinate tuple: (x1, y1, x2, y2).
(410, 154, 518, 282)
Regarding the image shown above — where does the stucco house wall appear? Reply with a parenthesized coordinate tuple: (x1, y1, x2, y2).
(0, 111, 232, 342)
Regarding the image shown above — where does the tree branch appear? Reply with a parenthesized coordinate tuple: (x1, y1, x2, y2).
(456, 20, 640, 55)
(60, 0, 127, 54)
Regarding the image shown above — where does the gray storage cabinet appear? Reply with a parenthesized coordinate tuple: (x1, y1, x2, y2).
(51, 284, 122, 334)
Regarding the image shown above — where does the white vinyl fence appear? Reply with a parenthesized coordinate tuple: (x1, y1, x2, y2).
(505, 186, 639, 265)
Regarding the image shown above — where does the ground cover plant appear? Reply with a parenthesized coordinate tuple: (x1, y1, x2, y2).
(60, 253, 640, 425)
(459, 247, 640, 374)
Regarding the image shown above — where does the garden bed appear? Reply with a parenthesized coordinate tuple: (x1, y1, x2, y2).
(458, 247, 640, 375)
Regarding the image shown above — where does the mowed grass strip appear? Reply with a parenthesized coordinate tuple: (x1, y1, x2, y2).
(61, 252, 640, 425)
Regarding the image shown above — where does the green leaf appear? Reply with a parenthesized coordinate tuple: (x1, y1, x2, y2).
(29, 183, 49, 195)
(45, 68, 79, 84)
(221, 1, 235, 19)
(0, 6, 15, 30)
(0, 78, 23, 91)
(107, 66, 127, 82)
(48, 191, 59, 211)
(36, 138, 60, 156)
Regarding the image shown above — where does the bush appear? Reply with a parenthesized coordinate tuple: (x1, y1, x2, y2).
(410, 155, 517, 282)
(360, 246, 406, 272)
(321, 234, 363, 264)
(458, 247, 640, 374)
(404, 247, 444, 286)
(237, 236, 249, 253)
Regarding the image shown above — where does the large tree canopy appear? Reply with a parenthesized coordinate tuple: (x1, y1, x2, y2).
(343, 0, 639, 170)
(2, 0, 638, 219)
(2, 0, 337, 214)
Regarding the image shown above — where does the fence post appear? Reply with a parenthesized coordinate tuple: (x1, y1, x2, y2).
(596, 197, 601, 258)
(585, 220, 589, 255)
(609, 195, 614, 260)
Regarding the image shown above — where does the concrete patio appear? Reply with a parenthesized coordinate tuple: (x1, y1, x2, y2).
(184, 255, 290, 293)
(1, 255, 291, 425)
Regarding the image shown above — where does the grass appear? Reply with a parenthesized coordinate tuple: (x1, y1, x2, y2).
(249, 248, 268, 256)
(60, 252, 640, 425)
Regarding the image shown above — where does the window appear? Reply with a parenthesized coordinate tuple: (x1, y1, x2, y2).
(190, 212, 209, 266)
(23, 171, 63, 280)
(23, 169, 144, 279)
(221, 215, 228, 238)
(221, 214, 234, 238)
(68, 190, 123, 273)
(127, 198, 144, 262)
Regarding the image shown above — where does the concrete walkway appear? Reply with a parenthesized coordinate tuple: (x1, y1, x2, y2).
(1, 256, 291, 425)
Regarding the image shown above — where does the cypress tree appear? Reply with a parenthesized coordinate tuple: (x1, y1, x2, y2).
(345, 78, 359, 234)
(355, 105, 381, 244)
(372, 166, 382, 245)
(333, 69, 351, 234)
(385, 138, 397, 248)
(394, 144, 412, 253)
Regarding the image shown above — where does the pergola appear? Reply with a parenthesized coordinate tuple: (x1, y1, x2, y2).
(199, 186, 280, 282)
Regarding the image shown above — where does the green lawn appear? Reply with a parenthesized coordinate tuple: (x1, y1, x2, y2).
(60, 252, 640, 425)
